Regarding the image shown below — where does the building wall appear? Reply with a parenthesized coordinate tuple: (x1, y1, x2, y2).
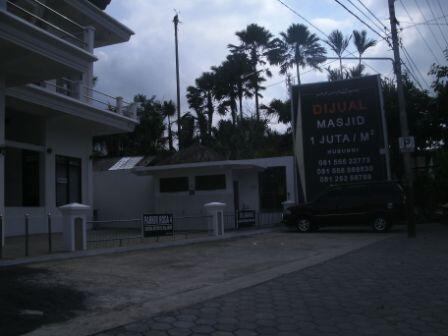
(92, 156, 297, 229)
(93, 170, 154, 220)
(153, 167, 234, 217)
(4, 116, 95, 236)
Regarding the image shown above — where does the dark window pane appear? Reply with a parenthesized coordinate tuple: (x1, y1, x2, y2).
(259, 167, 286, 211)
(195, 175, 226, 191)
(56, 155, 81, 206)
(22, 150, 40, 206)
(160, 177, 189, 193)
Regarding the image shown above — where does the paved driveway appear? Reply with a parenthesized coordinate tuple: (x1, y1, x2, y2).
(94, 224, 448, 336)
(24, 227, 396, 336)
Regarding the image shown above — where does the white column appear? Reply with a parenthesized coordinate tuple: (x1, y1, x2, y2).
(82, 26, 95, 103)
(116, 96, 123, 115)
(0, 78, 5, 246)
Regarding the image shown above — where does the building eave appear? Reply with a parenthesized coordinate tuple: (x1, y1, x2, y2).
(6, 85, 138, 134)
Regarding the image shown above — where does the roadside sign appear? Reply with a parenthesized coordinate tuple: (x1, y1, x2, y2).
(236, 210, 256, 228)
(399, 136, 415, 153)
(292, 75, 390, 201)
(142, 214, 173, 237)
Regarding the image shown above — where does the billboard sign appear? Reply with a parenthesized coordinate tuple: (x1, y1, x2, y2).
(292, 75, 390, 202)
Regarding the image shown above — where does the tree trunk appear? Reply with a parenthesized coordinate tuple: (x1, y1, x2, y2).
(255, 86, 260, 120)
(238, 83, 243, 120)
(295, 44, 301, 85)
(339, 57, 343, 75)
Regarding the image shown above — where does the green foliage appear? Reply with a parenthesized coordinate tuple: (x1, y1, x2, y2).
(267, 23, 326, 84)
(93, 95, 168, 156)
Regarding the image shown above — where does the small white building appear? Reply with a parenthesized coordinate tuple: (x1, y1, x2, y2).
(93, 146, 297, 227)
(1, 0, 137, 239)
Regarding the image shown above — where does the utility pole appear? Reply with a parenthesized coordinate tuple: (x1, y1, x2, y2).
(173, 13, 181, 149)
(388, 0, 416, 238)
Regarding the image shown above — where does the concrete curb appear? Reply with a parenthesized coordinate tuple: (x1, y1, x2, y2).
(0, 228, 278, 268)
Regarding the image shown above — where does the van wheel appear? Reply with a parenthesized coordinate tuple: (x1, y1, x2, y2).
(297, 217, 313, 233)
(371, 214, 389, 233)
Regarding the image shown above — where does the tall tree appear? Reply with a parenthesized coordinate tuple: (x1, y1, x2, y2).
(325, 29, 352, 74)
(229, 23, 273, 119)
(267, 23, 326, 85)
(213, 53, 253, 123)
(352, 30, 376, 66)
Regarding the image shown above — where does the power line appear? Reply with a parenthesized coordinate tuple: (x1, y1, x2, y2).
(436, 0, 448, 27)
(413, 0, 445, 54)
(346, 0, 385, 34)
(333, 0, 389, 43)
(355, 0, 390, 33)
(331, 0, 426, 85)
(275, 0, 328, 37)
(398, 0, 441, 64)
(425, 0, 448, 47)
(401, 45, 428, 89)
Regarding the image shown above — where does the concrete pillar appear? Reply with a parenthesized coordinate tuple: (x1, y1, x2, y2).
(0, 78, 5, 246)
(116, 96, 123, 115)
(59, 203, 90, 251)
(82, 26, 95, 103)
(204, 202, 226, 236)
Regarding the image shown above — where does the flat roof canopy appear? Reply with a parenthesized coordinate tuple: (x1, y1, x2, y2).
(133, 160, 265, 176)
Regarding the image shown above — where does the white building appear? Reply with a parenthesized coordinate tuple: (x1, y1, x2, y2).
(93, 148, 297, 228)
(1, 0, 137, 239)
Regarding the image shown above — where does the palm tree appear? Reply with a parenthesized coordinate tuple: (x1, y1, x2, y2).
(325, 66, 345, 81)
(161, 100, 176, 151)
(346, 64, 366, 79)
(213, 53, 253, 123)
(353, 30, 376, 66)
(325, 30, 352, 74)
(267, 23, 326, 85)
(229, 23, 273, 119)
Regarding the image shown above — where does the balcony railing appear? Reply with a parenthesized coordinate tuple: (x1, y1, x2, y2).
(36, 78, 139, 120)
(5, 0, 88, 50)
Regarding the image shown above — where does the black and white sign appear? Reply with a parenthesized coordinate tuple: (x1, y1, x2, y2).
(237, 210, 256, 227)
(292, 75, 390, 201)
(142, 214, 173, 237)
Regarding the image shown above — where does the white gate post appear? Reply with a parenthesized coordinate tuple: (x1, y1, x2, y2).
(204, 202, 226, 236)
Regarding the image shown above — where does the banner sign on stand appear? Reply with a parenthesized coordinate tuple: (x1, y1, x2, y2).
(292, 75, 391, 202)
(142, 214, 174, 237)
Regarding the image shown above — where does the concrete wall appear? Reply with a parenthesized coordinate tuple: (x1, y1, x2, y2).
(92, 156, 297, 230)
(93, 170, 154, 220)
(153, 167, 234, 217)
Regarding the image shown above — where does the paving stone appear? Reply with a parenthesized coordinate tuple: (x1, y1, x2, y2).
(97, 225, 448, 336)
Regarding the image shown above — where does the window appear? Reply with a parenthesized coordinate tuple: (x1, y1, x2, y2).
(259, 167, 286, 211)
(159, 177, 189, 193)
(5, 148, 42, 207)
(56, 156, 81, 206)
(195, 174, 226, 191)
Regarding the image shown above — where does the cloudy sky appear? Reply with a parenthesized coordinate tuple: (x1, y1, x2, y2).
(94, 0, 447, 121)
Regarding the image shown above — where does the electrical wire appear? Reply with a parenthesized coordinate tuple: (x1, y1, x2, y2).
(436, 0, 448, 27)
(346, 0, 386, 34)
(413, 0, 445, 54)
(333, 0, 389, 43)
(398, 0, 441, 64)
(355, 0, 390, 33)
(425, 0, 448, 47)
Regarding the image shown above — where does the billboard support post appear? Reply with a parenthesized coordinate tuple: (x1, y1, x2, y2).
(388, 0, 416, 238)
